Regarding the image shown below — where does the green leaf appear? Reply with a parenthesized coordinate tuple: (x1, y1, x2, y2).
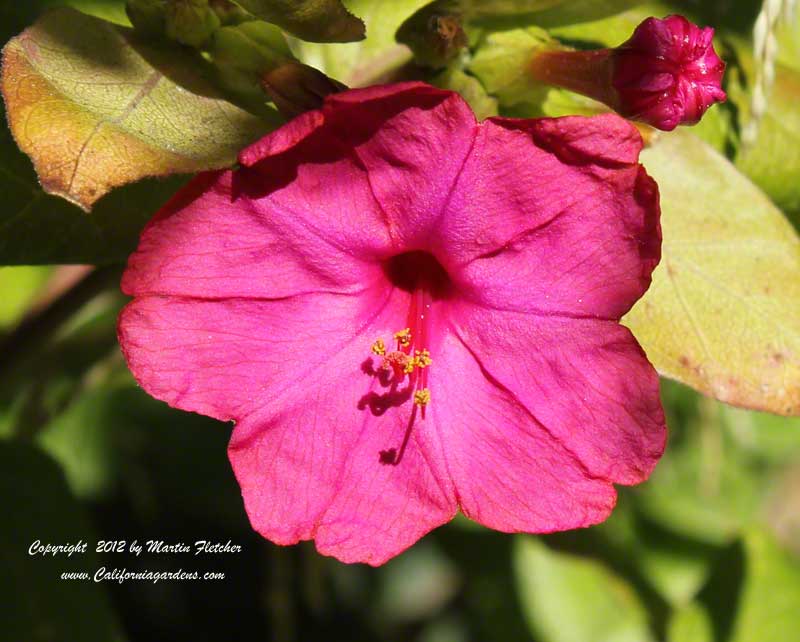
(292, 0, 430, 86)
(632, 386, 792, 546)
(720, 405, 800, 464)
(592, 493, 717, 606)
(667, 602, 714, 642)
(431, 67, 497, 119)
(0, 266, 51, 327)
(1, 7, 274, 210)
(629, 525, 717, 606)
(624, 130, 800, 415)
(36, 386, 126, 500)
(544, 1, 708, 58)
(66, 0, 131, 24)
(472, 0, 647, 29)
(230, 0, 365, 43)
(462, 0, 566, 18)
(0, 441, 126, 642)
(514, 536, 655, 642)
(400, 0, 645, 30)
(465, 24, 617, 120)
(728, 529, 800, 642)
(468, 27, 555, 109)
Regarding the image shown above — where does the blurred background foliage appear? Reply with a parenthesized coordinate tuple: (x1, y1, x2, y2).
(1, 0, 800, 641)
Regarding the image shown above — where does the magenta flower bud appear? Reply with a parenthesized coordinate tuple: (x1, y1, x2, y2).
(529, 15, 726, 131)
(612, 15, 726, 130)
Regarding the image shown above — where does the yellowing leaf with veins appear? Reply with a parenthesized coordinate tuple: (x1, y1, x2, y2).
(0, 7, 273, 211)
(625, 130, 800, 416)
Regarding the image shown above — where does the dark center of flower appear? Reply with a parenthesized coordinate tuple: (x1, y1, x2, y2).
(384, 251, 451, 299)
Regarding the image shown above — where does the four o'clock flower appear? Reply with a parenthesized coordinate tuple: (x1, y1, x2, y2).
(530, 15, 727, 131)
(118, 82, 667, 565)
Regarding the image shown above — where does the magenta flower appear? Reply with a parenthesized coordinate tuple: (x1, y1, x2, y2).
(118, 82, 666, 565)
(613, 15, 727, 130)
(530, 15, 726, 131)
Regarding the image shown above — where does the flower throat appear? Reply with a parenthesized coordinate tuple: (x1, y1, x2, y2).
(368, 252, 449, 464)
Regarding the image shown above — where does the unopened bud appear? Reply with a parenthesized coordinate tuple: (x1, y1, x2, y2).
(397, 8, 468, 68)
(529, 15, 727, 131)
(165, 0, 221, 48)
(261, 60, 347, 119)
(613, 15, 726, 130)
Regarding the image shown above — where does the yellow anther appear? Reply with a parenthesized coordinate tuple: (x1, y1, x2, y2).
(371, 338, 386, 356)
(394, 328, 412, 347)
(414, 349, 432, 368)
(414, 388, 431, 406)
(403, 361, 416, 375)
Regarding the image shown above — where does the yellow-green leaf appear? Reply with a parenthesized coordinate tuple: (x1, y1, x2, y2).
(0, 266, 51, 327)
(468, 27, 555, 109)
(0, 7, 274, 211)
(521, 0, 647, 29)
(230, 0, 365, 43)
(431, 67, 498, 119)
(625, 130, 800, 416)
(667, 603, 714, 642)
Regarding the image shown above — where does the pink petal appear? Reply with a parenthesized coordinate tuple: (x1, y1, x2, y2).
(121, 284, 457, 564)
(122, 167, 389, 300)
(448, 301, 666, 485)
(231, 396, 456, 565)
(118, 288, 396, 422)
(294, 81, 477, 249)
(437, 114, 660, 320)
(428, 325, 618, 532)
(239, 109, 324, 165)
(226, 293, 457, 566)
(242, 82, 476, 250)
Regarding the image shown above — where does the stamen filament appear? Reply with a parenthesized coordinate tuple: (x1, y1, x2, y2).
(366, 282, 436, 462)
